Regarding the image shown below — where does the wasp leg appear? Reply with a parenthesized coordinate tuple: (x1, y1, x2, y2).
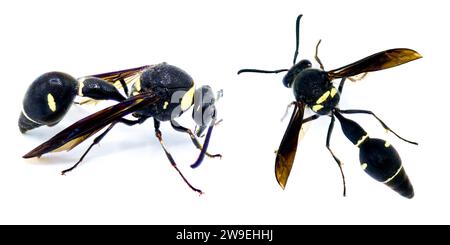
(118, 78, 129, 96)
(154, 119, 203, 194)
(338, 109, 418, 145)
(348, 72, 368, 82)
(281, 101, 297, 122)
(170, 120, 221, 159)
(61, 118, 145, 175)
(303, 114, 320, 123)
(282, 103, 321, 123)
(315, 39, 324, 70)
(326, 114, 347, 196)
(338, 77, 346, 94)
(214, 119, 223, 126)
(216, 89, 223, 101)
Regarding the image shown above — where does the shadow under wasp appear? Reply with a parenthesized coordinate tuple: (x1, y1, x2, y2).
(238, 14, 421, 198)
(19, 63, 222, 194)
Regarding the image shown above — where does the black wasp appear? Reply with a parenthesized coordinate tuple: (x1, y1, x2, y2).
(238, 15, 421, 198)
(19, 63, 222, 194)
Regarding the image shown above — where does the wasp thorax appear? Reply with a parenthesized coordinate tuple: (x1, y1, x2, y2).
(19, 72, 78, 133)
(131, 63, 195, 122)
(293, 68, 339, 115)
(282, 60, 312, 88)
(359, 138, 414, 198)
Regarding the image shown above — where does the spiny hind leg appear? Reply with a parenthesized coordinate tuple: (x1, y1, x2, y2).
(61, 118, 144, 175)
(326, 115, 346, 196)
(338, 109, 417, 145)
(154, 119, 203, 194)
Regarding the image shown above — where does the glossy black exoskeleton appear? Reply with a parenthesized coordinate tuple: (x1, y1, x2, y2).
(19, 71, 126, 133)
(21, 63, 222, 194)
(238, 14, 421, 198)
(129, 64, 195, 122)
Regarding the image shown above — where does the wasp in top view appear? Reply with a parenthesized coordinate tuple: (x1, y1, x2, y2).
(238, 14, 421, 198)
(19, 63, 222, 194)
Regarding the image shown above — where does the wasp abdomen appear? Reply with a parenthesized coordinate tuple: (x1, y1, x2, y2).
(359, 138, 414, 198)
(336, 112, 414, 198)
(18, 112, 42, 133)
(19, 72, 78, 133)
(78, 77, 126, 102)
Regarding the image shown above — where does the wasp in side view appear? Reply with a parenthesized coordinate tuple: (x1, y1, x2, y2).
(238, 15, 421, 198)
(20, 63, 222, 194)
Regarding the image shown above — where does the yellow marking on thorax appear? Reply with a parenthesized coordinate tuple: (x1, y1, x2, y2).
(163, 101, 169, 110)
(330, 88, 337, 98)
(78, 79, 85, 96)
(180, 85, 195, 111)
(312, 104, 323, 112)
(383, 165, 403, 183)
(356, 134, 368, 147)
(47, 93, 56, 112)
(361, 163, 368, 170)
(316, 91, 330, 104)
(384, 141, 391, 148)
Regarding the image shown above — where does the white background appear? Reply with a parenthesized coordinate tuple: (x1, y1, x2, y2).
(0, 0, 448, 224)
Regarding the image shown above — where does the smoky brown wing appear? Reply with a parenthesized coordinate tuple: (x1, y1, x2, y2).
(328, 48, 422, 79)
(23, 92, 159, 158)
(76, 65, 152, 105)
(84, 65, 151, 84)
(275, 102, 305, 189)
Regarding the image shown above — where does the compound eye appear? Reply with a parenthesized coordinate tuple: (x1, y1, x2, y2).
(283, 60, 312, 88)
(282, 72, 294, 88)
(297, 60, 312, 69)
